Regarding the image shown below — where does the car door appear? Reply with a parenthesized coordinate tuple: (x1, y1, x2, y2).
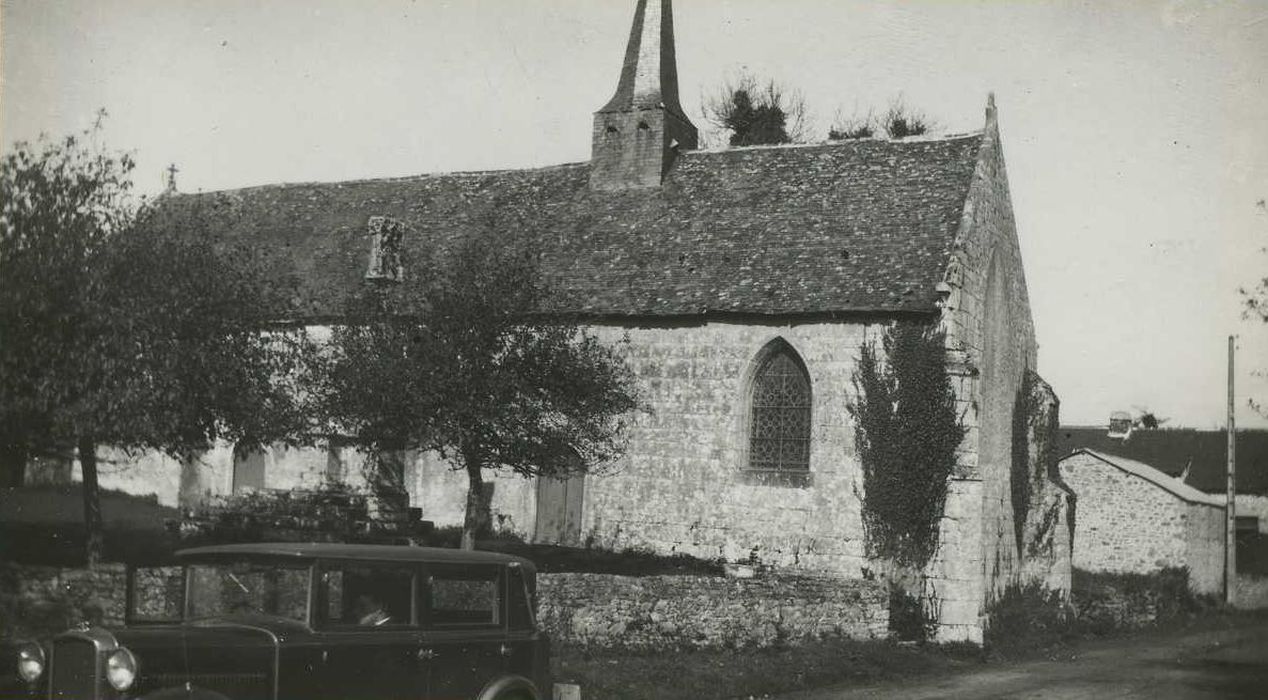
(313, 562, 428, 700)
(420, 563, 507, 699)
(500, 563, 541, 680)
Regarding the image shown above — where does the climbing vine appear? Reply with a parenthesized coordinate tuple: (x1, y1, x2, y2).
(1011, 370, 1060, 557)
(850, 322, 965, 570)
(1010, 373, 1036, 554)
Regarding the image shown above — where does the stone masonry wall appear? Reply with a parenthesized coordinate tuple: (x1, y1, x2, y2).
(1185, 500, 1226, 595)
(0, 563, 129, 633)
(407, 319, 887, 575)
(1059, 452, 1224, 595)
(929, 100, 1045, 642)
(0, 564, 185, 636)
(536, 573, 887, 651)
(572, 320, 884, 572)
(33, 445, 235, 510)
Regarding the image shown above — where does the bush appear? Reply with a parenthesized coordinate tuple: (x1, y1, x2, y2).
(984, 581, 1073, 656)
(986, 568, 1221, 656)
(1072, 567, 1218, 633)
(888, 583, 937, 642)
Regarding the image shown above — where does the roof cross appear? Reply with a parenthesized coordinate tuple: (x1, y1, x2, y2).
(164, 163, 179, 194)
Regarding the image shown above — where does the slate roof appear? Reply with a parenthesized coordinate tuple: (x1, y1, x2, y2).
(1058, 427, 1268, 495)
(163, 134, 984, 320)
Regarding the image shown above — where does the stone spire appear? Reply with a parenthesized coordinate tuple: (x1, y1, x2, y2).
(590, 0, 698, 191)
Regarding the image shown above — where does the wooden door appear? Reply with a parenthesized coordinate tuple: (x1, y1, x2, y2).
(534, 474, 584, 546)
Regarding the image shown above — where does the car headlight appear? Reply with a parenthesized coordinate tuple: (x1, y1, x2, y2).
(105, 647, 137, 691)
(16, 643, 45, 683)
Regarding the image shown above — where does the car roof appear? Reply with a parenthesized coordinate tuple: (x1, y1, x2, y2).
(175, 542, 535, 570)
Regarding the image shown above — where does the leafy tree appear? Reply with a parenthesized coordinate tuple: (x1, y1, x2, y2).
(703, 72, 808, 147)
(318, 228, 640, 550)
(882, 97, 935, 139)
(1132, 409, 1167, 430)
(0, 124, 313, 564)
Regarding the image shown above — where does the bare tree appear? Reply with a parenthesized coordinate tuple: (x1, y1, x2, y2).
(829, 107, 877, 140)
(1240, 198, 1267, 415)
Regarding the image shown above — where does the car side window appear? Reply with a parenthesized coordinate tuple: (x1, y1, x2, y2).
(425, 565, 501, 628)
(318, 564, 415, 628)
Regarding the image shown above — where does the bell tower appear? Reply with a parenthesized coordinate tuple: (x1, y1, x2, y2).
(590, 0, 698, 191)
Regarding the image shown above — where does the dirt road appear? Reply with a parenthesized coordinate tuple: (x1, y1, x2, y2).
(781, 621, 1268, 699)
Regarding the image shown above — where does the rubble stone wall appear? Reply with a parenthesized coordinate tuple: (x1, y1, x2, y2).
(536, 572, 887, 650)
(1059, 452, 1224, 595)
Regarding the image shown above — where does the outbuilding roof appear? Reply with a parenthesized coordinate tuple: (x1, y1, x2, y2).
(162, 133, 984, 320)
(1058, 427, 1268, 495)
(1063, 449, 1226, 507)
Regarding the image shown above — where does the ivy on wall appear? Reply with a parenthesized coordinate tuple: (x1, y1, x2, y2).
(1010, 373, 1036, 554)
(1010, 370, 1062, 558)
(850, 322, 966, 570)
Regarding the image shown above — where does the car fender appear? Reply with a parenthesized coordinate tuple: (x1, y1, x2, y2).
(139, 687, 234, 700)
(476, 674, 540, 700)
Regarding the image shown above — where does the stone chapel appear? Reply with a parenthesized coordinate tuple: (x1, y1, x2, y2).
(96, 0, 1069, 641)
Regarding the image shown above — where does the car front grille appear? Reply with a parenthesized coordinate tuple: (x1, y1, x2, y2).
(51, 637, 98, 699)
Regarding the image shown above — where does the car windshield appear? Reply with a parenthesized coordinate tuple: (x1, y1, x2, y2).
(187, 561, 311, 623)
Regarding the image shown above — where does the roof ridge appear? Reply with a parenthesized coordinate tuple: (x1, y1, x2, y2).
(1071, 449, 1226, 506)
(176, 160, 591, 198)
(688, 130, 984, 156)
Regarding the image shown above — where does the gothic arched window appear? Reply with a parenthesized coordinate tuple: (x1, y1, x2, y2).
(747, 342, 811, 483)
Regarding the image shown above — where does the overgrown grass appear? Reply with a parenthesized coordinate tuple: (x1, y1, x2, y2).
(984, 581, 1075, 658)
(985, 568, 1223, 658)
(0, 485, 179, 565)
(1072, 567, 1219, 635)
(554, 638, 983, 700)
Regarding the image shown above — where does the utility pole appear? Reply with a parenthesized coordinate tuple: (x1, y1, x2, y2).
(1226, 335, 1237, 606)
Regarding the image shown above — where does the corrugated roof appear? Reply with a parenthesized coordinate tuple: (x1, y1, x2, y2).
(161, 134, 984, 319)
(1057, 427, 1268, 495)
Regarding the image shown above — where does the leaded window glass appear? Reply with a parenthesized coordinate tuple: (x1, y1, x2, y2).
(749, 350, 811, 473)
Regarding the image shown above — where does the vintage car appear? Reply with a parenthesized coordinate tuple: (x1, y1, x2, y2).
(11, 542, 552, 699)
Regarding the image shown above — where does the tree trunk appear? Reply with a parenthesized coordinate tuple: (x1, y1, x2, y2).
(78, 438, 104, 568)
(0, 443, 26, 488)
(460, 458, 491, 551)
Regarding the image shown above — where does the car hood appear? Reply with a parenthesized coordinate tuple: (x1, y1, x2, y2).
(114, 619, 302, 698)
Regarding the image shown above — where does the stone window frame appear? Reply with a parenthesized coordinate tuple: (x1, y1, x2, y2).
(739, 337, 813, 488)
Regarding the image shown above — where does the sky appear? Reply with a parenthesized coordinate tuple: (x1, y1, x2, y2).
(2, 0, 1266, 429)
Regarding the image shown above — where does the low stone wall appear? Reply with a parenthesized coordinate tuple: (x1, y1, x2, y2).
(0, 563, 128, 635)
(536, 573, 887, 651)
(4, 564, 889, 652)
(0, 563, 182, 637)
(1234, 575, 1268, 610)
